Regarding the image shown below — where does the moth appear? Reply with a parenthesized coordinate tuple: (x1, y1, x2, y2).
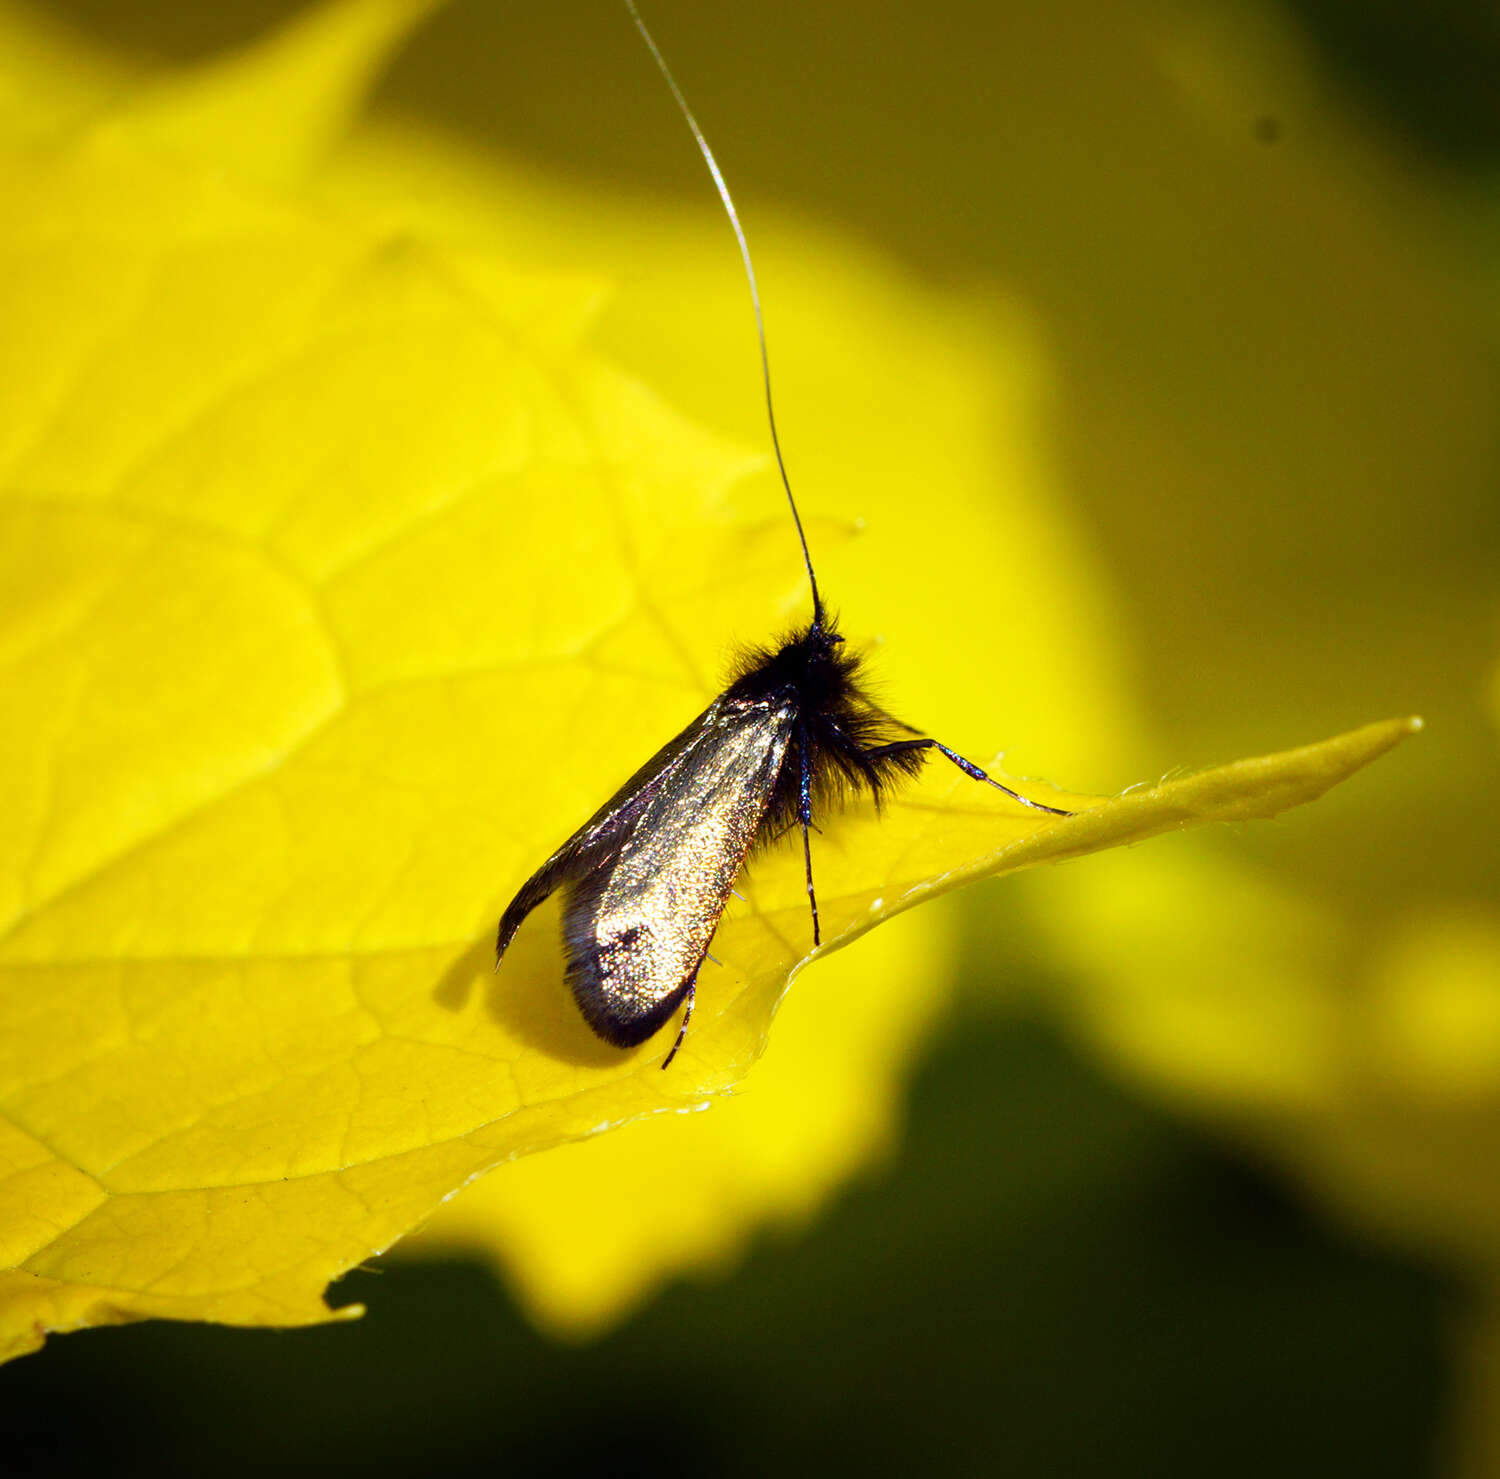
(496, 2, 1071, 1067)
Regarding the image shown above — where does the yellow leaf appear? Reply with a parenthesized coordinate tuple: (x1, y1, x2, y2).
(0, 0, 1417, 1359)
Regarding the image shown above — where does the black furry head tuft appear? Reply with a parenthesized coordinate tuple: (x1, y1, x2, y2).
(725, 612, 928, 841)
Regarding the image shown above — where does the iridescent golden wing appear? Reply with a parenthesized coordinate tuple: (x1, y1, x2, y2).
(497, 696, 795, 1051)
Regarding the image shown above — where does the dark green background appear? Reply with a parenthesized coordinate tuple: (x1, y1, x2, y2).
(8, 0, 1493, 1473)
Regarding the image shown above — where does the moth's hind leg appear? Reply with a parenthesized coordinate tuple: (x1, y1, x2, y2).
(760, 750, 822, 947)
(798, 726, 822, 948)
(866, 738, 1073, 817)
(660, 978, 696, 1070)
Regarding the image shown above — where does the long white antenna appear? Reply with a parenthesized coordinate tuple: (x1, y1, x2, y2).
(623, 0, 823, 623)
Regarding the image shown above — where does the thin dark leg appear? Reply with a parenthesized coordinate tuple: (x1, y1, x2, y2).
(767, 817, 821, 847)
(660, 979, 696, 1069)
(798, 732, 821, 947)
(868, 738, 1073, 817)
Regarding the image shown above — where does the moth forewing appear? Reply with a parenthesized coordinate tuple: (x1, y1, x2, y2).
(500, 698, 795, 1051)
(495, 710, 722, 963)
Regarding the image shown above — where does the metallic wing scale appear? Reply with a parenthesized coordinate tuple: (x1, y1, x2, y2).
(496, 694, 796, 1058)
